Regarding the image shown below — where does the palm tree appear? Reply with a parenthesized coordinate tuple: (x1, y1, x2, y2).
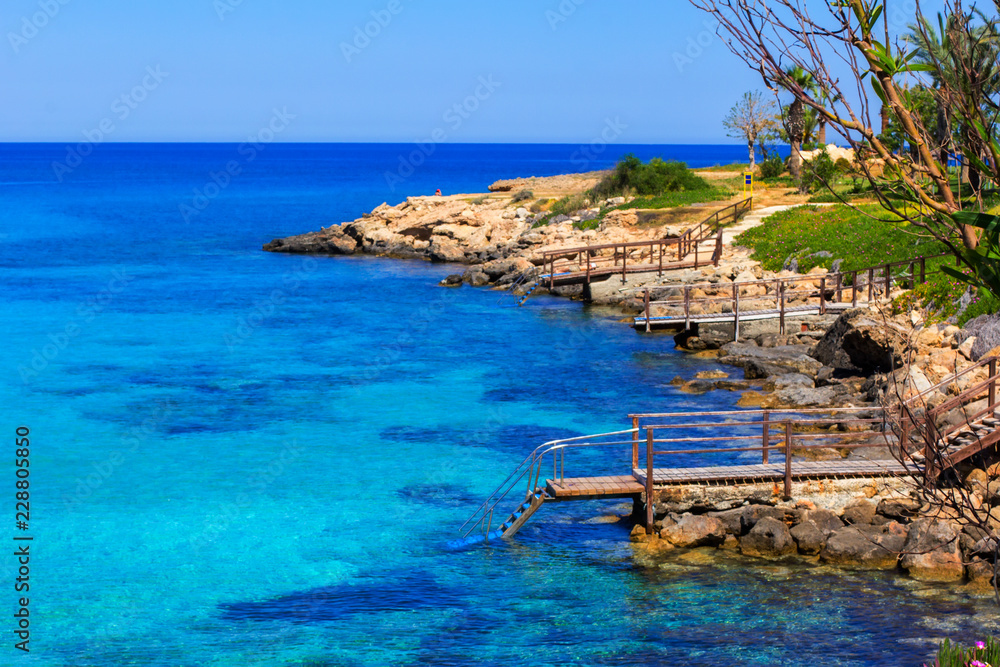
(907, 10, 1000, 191)
(781, 66, 818, 180)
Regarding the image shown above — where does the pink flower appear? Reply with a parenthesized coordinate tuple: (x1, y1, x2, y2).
(977, 642, 987, 650)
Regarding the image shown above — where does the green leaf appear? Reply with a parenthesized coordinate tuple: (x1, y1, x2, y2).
(953, 212, 1000, 232)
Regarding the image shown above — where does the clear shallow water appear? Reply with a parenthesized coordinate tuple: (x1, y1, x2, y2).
(0, 143, 993, 666)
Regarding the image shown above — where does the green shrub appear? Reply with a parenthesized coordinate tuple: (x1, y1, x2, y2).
(591, 154, 711, 199)
(470, 195, 489, 205)
(512, 190, 533, 203)
(799, 148, 839, 194)
(758, 155, 785, 179)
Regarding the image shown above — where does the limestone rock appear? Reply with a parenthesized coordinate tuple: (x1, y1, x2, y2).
(803, 509, 845, 535)
(820, 524, 906, 569)
(876, 497, 921, 521)
(790, 520, 826, 555)
(719, 342, 823, 379)
(428, 239, 467, 263)
(740, 517, 797, 558)
(659, 514, 727, 548)
(263, 229, 357, 255)
(812, 309, 910, 374)
(900, 519, 964, 582)
(842, 499, 877, 526)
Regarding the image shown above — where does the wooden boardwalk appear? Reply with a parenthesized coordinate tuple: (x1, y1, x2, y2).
(462, 361, 1000, 543)
(633, 254, 951, 334)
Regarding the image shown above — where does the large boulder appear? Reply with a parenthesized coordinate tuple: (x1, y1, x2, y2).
(740, 517, 797, 558)
(803, 509, 845, 535)
(899, 519, 964, 582)
(812, 309, 910, 374)
(841, 499, 877, 526)
(719, 342, 823, 379)
(960, 313, 1000, 361)
(263, 229, 357, 255)
(820, 523, 907, 569)
(659, 514, 727, 548)
(428, 239, 467, 263)
(790, 520, 827, 555)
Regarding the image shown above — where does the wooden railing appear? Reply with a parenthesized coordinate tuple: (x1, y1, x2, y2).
(896, 356, 1000, 481)
(638, 253, 956, 335)
(540, 197, 752, 289)
(628, 408, 888, 528)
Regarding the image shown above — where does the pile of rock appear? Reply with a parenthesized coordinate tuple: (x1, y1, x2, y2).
(631, 494, 996, 593)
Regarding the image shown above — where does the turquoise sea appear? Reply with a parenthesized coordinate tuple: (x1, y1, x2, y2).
(1, 143, 994, 666)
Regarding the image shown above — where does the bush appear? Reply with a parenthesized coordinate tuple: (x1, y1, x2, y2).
(591, 154, 711, 199)
(799, 148, 839, 193)
(758, 155, 785, 179)
(512, 190, 533, 203)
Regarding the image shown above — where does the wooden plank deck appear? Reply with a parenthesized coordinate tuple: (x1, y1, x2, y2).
(632, 459, 909, 485)
(634, 302, 857, 328)
(546, 475, 645, 500)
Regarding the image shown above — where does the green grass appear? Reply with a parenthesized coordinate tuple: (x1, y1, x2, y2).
(616, 183, 736, 210)
(735, 204, 947, 273)
(698, 163, 749, 173)
(735, 204, 977, 320)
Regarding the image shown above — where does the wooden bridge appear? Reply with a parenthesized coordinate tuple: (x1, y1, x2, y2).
(461, 357, 1000, 541)
(515, 198, 754, 302)
(634, 254, 953, 336)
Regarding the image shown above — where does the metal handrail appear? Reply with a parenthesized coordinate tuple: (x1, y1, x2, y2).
(460, 428, 638, 538)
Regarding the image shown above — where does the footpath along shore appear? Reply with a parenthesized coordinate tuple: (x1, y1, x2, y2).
(264, 171, 1000, 595)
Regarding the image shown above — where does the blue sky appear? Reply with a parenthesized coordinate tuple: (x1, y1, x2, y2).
(0, 0, 927, 144)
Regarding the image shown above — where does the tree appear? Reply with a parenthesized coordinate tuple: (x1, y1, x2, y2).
(722, 91, 778, 169)
(687, 0, 1000, 255)
(782, 66, 818, 180)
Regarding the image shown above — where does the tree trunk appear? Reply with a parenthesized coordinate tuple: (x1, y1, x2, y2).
(790, 140, 803, 180)
(817, 121, 827, 146)
(788, 99, 805, 180)
(748, 139, 756, 170)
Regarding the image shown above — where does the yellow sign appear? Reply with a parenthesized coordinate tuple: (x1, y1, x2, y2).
(743, 172, 754, 206)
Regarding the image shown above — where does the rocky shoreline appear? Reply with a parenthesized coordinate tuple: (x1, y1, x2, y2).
(264, 170, 1000, 596)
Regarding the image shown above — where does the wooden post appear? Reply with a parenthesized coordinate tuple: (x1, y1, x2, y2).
(900, 415, 910, 457)
(631, 416, 639, 470)
(622, 244, 627, 284)
(733, 284, 740, 342)
(645, 428, 655, 534)
(868, 268, 874, 302)
(684, 286, 691, 330)
(586, 252, 591, 286)
(762, 411, 770, 464)
(820, 277, 827, 315)
(658, 242, 664, 276)
(779, 283, 786, 336)
(835, 273, 842, 303)
(644, 289, 651, 334)
(784, 421, 793, 500)
(549, 256, 554, 291)
(920, 257, 926, 283)
(695, 241, 699, 267)
(991, 358, 997, 407)
(852, 271, 858, 308)
(885, 263, 891, 295)
(909, 261, 916, 290)
(714, 230, 722, 267)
